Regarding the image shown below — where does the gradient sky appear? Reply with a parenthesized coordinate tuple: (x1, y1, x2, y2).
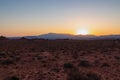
(0, 0, 120, 36)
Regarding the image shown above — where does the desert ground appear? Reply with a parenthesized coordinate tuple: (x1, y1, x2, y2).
(0, 39, 120, 80)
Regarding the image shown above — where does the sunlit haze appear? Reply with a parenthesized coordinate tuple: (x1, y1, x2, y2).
(0, 0, 120, 37)
(76, 28, 89, 35)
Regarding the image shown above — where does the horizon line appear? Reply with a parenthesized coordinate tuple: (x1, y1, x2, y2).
(1, 32, 119, 37)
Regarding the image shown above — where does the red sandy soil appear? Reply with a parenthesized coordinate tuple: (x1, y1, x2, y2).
(0, 39, 120, 80)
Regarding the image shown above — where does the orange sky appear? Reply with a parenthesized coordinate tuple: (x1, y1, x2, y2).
(0, 0, 120, 37)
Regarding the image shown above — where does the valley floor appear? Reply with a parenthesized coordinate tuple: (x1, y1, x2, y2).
(0, 39, 120, 80)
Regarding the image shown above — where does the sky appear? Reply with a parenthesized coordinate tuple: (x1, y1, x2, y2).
(0, 0, 120, 37)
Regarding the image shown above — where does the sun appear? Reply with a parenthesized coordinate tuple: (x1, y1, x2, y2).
(76, 28, 89, 35)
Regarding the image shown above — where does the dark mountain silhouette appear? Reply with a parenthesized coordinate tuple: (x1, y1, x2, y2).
(38, 33, 74, 39)
(0, 36, 8, 40)
(9, 33, 120, 40)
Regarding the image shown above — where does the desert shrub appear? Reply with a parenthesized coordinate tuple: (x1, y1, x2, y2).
(78, 60, 92, 67)
(55, 55, 60, 59)
(52, 67, 60, 73)
(114, 56, 120, 60)
(40, 49, 45, 52)
(0, 59, 14, 65)
(30, 48, 35, 52)
(35, 55, 43, 60)
(0, 52, 6, 57)
(41, 60, 46, 63)
(101, 63, 110, 67)
(9, 55, 20, 61)
(94, 60, 100, 66)
(86, 72, 102, 80)
(72, 52, 78, 59)
(67, 69, 82, 80)
(63, 62, 74, 69)
(51, 58, 56, 61)
(5, 76, 19, 80)
(67, 68, 102, 80)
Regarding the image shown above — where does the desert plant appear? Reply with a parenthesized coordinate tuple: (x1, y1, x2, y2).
(78, 60, 92, 67)
(0, 52, 6, 57)
(67, 68, 102, 80)
(52, 67, 60, 73)
(72, 52, 78, 59)
(101, 63, 110, 67)
(86, 72, 102, 80)
(94, 60, 100, 66)
(0, 59, 14, 65)
(63, 62, 74, 69)
(114, 56, 120, 60)
(4, 76, 19, 80)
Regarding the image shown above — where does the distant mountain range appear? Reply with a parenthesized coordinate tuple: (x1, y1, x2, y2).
(10, 33, 120, 40)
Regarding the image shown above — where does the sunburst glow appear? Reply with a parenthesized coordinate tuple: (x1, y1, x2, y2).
(76, 28, 89, 35)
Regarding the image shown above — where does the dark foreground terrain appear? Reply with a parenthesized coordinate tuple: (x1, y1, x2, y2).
(0, 39, 120, 80)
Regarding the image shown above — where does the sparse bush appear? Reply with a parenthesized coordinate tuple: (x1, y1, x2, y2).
(101, 63, 110, 67)
(67, 69, 82, 80)
(78, 60, 92, 67)
(67, 68, 102, 80)
(114, 56, 120, 60)
(86, 72, 102, 80)
(52, 67, 60, 73)
(40, 49, 45, 52)
(0, 59, 14, 65)
(30, 48, 35, 52)
(63, 62, 74, 69)
(72, 52, 78, 59)
(0, 52, 6, 57)
(94, 60, 100, 66)
(35, 55, 43, 60)
(5, 76, 19, 80)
